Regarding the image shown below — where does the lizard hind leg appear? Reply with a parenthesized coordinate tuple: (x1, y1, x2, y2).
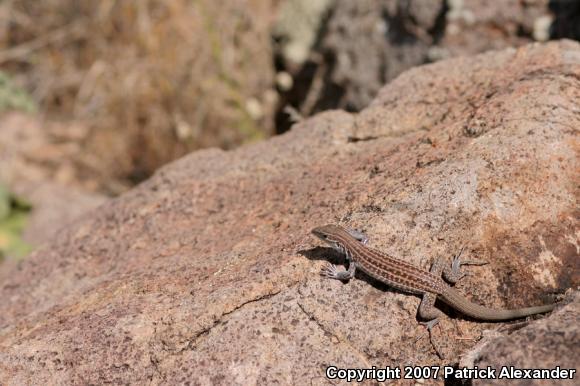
(442, 246, 488, 284)
(419, 252, 487, 358)
(417, 292, 446, 358)
(419, 255, 449, 358)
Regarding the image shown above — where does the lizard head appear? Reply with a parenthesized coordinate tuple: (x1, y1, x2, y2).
(311, 224, 347, 250)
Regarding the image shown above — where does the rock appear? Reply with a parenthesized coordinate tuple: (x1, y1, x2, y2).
(468, 291, 579, 386)
(273, 0, 335, 66)
(276, 0, 579, 133)
(0, 41, 578, 384)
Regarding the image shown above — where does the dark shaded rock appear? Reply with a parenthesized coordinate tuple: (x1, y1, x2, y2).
(275, 0, 577, 135)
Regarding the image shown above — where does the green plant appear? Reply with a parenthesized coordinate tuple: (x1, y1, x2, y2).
(0, 184, 33, 259)
(0, 71, 36, 113)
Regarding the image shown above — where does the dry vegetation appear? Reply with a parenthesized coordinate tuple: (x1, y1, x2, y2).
(0, 0, 278, 193)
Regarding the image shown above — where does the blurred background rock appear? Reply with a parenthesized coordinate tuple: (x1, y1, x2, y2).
(0, 0, 578, 257)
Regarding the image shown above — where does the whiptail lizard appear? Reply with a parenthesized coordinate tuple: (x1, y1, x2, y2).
(312, 224, 558, 356)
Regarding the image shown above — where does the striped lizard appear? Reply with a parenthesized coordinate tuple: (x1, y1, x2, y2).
(311, 224, 558, 356)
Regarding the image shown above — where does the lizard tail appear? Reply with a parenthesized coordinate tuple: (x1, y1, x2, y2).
(440, 287, 557, 321)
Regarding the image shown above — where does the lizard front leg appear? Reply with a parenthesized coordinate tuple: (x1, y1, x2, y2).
(321, 260, 356, 281)
(346, 228, 368, 245)
(319, 228, 367, 281)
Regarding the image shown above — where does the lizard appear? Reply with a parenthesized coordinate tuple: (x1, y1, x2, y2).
(311, 224, 558, 356)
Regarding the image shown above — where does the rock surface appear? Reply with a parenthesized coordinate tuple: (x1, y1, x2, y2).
(471, 292, 579, 386)
(0, 41, 579, 384)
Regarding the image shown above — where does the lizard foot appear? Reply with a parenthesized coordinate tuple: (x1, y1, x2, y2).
(417, 319, 445, 359)
(320, 263, 340, 278)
